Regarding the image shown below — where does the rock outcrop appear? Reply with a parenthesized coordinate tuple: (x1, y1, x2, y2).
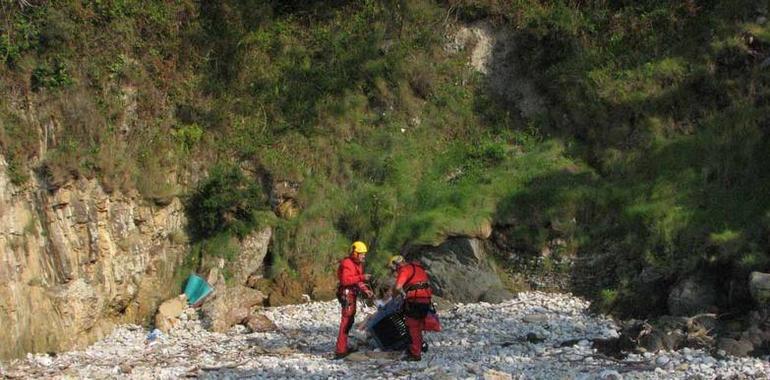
(668, 276, 717, 316)
(270, 180, 300, 219)
(717, 338, 756, 357)
(411, 237, 513, 303)
(231, 227, 272, 286)
(445, 21, 545, 119)
(200, 285, 266, 333)
(749, 271, 770, 308)
(155, 295, 188, 333)
(266, 271, 306, 306)
(0, 156, 187, 359)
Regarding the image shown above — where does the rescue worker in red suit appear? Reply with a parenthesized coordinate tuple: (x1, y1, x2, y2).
(389, 255, 433, 361)
(335, 241, 374, 359)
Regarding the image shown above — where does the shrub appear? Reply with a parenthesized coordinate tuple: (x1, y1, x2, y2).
(135, 161, 179, 205)
(167, 229, 188, 245)
(171, 123, 204, 154)
(6, 156, 28, 185)
(469, 140, 506, 166)
(0, 4, 41, 66)
(186, 163, 268, 240)
(31, 58, 73, 91)
(200, 232, 240, 262)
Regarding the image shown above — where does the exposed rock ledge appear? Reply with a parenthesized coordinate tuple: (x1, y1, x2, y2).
(0, 156, 187, 359)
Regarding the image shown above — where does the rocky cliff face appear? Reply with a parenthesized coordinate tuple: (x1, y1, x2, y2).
(0, 155, 187, 359)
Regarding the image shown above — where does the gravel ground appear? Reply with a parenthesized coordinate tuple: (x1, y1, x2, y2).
(2, 291, 768, 379)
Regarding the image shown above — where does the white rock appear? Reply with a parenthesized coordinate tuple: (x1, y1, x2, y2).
(34, 355, 53, 366)
(655, 355, 672, 368)
(2, 292, 768, 379)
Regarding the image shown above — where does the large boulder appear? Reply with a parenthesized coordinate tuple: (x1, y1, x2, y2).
(717, 337, 755, 357)
(749, 271, 770, 308)
(201, 286, 265, 332)
(154, 295, 187, 332)
(199, 227, 271, 289)
(667, 276, 716, 316)
(412, 238, 513, 303)
(231, 227, 272, 286)
(198, 227, 271, 289)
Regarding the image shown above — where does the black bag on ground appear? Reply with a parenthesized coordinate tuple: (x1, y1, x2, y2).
(366, 297, 411, 350)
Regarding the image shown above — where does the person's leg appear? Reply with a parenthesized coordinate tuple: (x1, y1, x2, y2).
(404, 316, 422, 359)
(345, 310, 355, 335)
(335, 313, 351, 354)
(335, 294, 357, 355)
(418, 317, 425, 352)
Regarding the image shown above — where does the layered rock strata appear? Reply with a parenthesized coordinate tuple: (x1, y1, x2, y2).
(0, 156, 187, 359)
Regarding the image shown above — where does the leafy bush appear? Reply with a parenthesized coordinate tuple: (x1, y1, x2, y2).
(31, 59, 73, 90)
(171, 123, 204, 154)
(186, 164, 268, 240)
(5, 155, 28, 185)
(0, 4, 41, 65)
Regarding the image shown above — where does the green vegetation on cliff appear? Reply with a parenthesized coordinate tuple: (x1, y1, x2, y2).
(2, 0, 770, 316)
(472, 0, 770, 315)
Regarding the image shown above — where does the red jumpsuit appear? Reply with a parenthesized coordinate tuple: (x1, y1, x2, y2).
(335, 256, 371, 355)
(395, 261, 433, 359)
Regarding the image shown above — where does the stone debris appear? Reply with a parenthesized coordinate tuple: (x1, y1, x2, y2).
(484, 368, 513, 380)
(155, 295, 187, 332)
(244, 313, 278, 333)
(1, 292, 768, 379)
(200, 286, 265, 333)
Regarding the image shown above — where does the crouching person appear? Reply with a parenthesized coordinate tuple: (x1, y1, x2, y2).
(335, 241, 374, 359)
(389, 255, 432, 361)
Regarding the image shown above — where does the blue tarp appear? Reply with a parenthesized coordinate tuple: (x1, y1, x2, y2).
(183, 274, 213, 306)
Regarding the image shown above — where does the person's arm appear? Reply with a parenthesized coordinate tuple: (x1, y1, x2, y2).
(357, 281, 374, 298)
(393, 266, 412, 297)
(356, 262, 374, 298)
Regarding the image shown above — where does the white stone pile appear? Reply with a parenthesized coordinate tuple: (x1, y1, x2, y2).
(1, 292, 768, 379)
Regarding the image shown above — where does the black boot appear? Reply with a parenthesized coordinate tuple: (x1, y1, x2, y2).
(333, 347, 358, 360)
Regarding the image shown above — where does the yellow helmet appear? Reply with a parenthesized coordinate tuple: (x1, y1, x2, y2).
(351, 241, 368, 254)
(388, 255, 404, 269)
